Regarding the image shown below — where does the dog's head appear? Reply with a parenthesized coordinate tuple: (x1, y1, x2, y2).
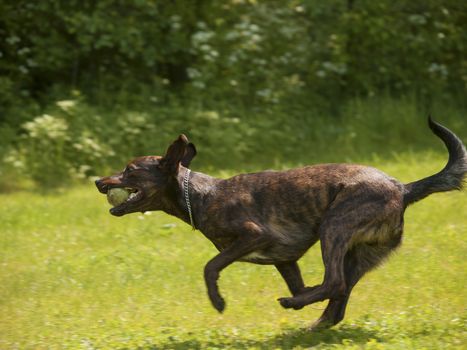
(95, 134, 196, 216)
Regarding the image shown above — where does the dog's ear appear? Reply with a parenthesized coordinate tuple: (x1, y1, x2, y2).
(181, 142, 197, 168)
(160, 135, 195, 173)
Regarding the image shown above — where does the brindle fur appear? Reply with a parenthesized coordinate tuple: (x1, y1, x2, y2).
(96, 118, 466, 329)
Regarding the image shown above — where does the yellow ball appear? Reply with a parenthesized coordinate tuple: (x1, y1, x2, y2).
(107, 188, 130, 206)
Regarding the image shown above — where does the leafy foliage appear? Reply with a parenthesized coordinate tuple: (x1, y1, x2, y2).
(0, 1, 466, 187)
(1, 0, 465, 106)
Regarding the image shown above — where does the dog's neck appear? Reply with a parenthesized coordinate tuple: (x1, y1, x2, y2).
(162, 167, 219, 230)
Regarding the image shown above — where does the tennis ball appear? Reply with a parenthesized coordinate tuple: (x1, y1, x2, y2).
(107, 188, 130, 206)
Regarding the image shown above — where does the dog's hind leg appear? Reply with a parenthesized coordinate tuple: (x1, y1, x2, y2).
(310, 234, 403, 329)
(278, 224, 349, 310)
(278, 186, 402, 311)
(308, 248, 365, 329)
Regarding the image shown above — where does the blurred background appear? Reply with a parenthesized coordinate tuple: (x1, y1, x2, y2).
(1, 2, 466, 349)
(0, 0, 466, 189)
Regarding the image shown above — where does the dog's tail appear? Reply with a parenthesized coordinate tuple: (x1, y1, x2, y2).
(403, 117, 467, 207)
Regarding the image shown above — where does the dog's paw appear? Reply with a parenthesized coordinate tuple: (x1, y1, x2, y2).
(278, 297, 302, 310)
(308, 318, 334, 332)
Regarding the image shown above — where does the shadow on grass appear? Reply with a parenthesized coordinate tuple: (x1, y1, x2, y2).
(150, 324, 381, 349)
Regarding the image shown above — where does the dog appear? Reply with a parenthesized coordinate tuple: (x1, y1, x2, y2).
(95, 117, 466, 329)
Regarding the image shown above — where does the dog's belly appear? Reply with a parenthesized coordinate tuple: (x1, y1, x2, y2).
(239, 234, 320, 264)
(239, 247, 311, 264)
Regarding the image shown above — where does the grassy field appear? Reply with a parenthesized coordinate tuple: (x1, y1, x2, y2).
(1, 152, 466, 349)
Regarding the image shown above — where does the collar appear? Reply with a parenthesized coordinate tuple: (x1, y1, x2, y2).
(183, 168, 196, 230)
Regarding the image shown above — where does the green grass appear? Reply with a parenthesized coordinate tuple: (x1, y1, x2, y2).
(1, 152, 466, 349)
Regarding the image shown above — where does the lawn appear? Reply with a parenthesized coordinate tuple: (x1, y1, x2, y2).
(1, 152, 466, 349)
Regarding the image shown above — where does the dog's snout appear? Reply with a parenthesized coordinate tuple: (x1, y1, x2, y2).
(95, 178, 108, 193)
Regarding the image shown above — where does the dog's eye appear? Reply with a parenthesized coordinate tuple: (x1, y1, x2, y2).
(124, 166, 139, 175)
(123, 167, 133, 174)
(123, 166, 136, 173)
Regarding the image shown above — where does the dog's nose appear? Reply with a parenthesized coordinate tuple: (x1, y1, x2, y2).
(95, 178, 107, 193)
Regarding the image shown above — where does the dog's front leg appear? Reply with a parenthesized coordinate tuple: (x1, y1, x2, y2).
(275, 261, 305, 296)
(275, 261, 319, 310)
(204, 228, 271, 313)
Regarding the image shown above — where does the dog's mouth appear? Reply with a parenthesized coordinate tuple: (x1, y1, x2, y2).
(107, 186, 144, 216)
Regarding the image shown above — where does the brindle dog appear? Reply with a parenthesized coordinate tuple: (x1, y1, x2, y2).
(96, 118, 466, 329)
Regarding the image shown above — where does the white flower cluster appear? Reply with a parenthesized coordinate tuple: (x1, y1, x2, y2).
(23, 114, 68, 140)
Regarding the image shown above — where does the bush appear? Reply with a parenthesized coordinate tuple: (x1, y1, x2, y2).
(4, 94, 464, 189)
(6, 99, 113, 187)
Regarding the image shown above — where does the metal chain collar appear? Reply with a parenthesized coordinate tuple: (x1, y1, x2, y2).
(183, 168, 196, 230)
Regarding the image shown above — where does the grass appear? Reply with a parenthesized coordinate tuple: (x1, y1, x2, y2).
(1, 151, 466, 349)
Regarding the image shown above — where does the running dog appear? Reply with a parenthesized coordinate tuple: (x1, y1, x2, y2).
(95, 117, 466, 329)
